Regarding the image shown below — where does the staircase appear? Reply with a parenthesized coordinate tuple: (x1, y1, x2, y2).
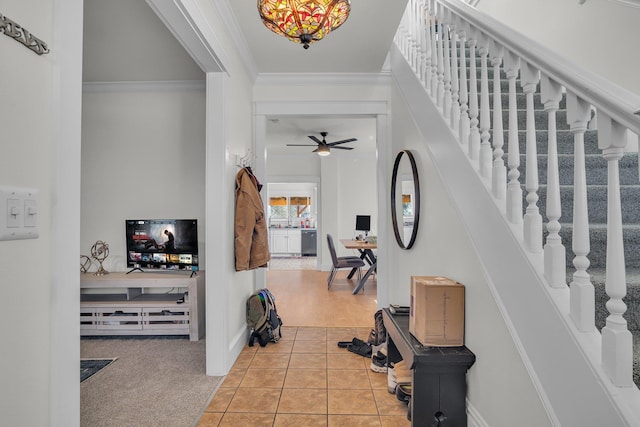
(484, 60, 640, 385)
(393, 0, 640, 424)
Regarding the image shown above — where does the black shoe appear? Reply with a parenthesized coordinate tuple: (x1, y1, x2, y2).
(396, 383, 412, 403)
(370, 351, 387, 373)
(348, 341, 372, 357)
(337, 337, 367, 348)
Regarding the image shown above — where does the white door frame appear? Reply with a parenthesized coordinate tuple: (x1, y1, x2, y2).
(254, 101, 390, 308)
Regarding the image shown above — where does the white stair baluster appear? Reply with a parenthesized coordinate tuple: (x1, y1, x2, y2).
(413, 0, 423, 80)
(436, 18, 445, 109)
(490, 40, 506, 202)
(566, 92, 595, 332)
(598, 113, 633, 387)
(397, 10, 408, 59)
(419, 0, 431, 88)
(443, 22, 452, 121)
(504, 52, 522, 224)
(408, 0, 416, 72)
(449, 23, 460, 133)
(458, 28, 469, 149)
(467, 28, 480, 164)
(540, 76, 566, 288)
(521, 61, 542, 253)
(478, 34, 492, 180)
(429, 0, 438, 97)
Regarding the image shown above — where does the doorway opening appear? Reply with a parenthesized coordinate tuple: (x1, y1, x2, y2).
(267, 181, 319, 271)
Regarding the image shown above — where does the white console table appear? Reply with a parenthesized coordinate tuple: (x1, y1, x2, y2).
(80, 271, 205, 341)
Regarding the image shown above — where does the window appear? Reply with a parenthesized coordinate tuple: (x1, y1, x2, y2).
(289, 196, 311, 219)
(268, 196, 312, 220)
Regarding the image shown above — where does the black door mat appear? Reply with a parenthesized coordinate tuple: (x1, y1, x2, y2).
(81, 358, 117, 383)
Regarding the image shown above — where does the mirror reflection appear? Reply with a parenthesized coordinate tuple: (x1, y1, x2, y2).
(391, 150, 420, 249)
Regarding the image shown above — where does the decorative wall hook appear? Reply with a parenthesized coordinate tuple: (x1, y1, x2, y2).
(0, 13, 50, 55)
(236, 149, 256, 169)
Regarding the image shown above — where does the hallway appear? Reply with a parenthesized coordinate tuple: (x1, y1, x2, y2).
(195, 269, 410, 426)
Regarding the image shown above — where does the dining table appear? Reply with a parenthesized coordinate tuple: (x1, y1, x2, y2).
(340, 238, 377, 294)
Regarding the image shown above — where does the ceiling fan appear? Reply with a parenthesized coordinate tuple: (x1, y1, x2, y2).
(287, 131, 357, 156)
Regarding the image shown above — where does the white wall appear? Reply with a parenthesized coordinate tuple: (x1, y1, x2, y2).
(388, 80, 552, 426)
(0, 1, 56, 425)
(81, 85, 206, 273)
(476, 0, 640, 96)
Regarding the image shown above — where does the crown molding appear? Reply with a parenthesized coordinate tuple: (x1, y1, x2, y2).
(82, 80, 205, 93)
(255, 72, 393, 86)
(213, 0, 259, 81)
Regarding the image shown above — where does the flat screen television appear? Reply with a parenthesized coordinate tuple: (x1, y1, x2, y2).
(355, 215, 371, 233)
(125, 219, 199, 271)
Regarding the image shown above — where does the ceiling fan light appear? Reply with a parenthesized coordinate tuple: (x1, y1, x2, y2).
(258, 0, 351, 49)
(317, 145, 330, 156)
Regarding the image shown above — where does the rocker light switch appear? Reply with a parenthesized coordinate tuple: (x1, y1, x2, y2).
(0, 186, 40, 240)
(7, 198, 21, 228)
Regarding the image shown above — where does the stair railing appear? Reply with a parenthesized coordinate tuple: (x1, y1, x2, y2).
(395, 0, 640, 392)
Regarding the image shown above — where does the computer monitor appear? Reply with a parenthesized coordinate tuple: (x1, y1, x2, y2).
(355, 215, 371, 234)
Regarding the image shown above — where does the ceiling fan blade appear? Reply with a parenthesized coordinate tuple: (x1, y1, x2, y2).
(332, 146, 354, 150)
(327, 138, 357, 146)
(312, 148, 320, 153)
(307, 135, 323, 145)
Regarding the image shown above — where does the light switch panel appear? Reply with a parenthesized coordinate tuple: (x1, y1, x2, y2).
(0, 186, 40, 241)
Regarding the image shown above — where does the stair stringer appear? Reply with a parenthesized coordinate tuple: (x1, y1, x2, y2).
(391, 45, 640, 427)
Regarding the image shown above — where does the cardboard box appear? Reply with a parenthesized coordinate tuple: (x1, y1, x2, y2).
(409, 276, 465, 347)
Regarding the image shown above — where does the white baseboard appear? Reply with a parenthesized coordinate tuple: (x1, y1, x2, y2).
(227, 326, 249, 372)
(467, 399, 490, 427)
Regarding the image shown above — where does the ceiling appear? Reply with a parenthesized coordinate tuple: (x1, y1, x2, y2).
(82, 0, 408, 153)
(227, 0, 408, 74)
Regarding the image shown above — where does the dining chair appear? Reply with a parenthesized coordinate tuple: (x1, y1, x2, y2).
(326, 234, 365, 290)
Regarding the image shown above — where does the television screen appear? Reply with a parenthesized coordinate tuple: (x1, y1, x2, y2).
(125, 219, 199, 271)
(355, 215, 371, 232)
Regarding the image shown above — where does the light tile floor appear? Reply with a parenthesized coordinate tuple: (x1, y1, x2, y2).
(196, 325, 410, 427)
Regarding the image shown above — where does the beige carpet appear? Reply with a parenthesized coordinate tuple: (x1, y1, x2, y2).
(81, 337, 222, 427)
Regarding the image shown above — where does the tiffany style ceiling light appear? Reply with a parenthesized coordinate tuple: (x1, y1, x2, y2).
(258, 0, 351, 49)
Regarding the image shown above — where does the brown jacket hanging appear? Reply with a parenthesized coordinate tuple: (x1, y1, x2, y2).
(235, 167, 270, 271)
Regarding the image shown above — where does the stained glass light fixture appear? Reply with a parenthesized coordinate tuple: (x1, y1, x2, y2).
(258, 0, 351, 49)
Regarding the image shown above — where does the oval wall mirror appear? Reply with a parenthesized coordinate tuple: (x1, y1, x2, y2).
(391, 150, 420, 249)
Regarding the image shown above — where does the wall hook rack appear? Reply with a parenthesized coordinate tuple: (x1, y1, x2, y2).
(236, 149, 256, 169)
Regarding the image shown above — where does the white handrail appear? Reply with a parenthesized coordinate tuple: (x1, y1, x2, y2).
(440, 0, 640, 134)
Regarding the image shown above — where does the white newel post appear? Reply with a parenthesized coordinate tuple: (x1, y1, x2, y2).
(478, 33, 492, 180)
(599, 113, 633, 387)
(521, 61, 542, 253)
(458, 27, 469, 149)
(566, 92, 595, 332)
(467, 27, 480, 164)
(504, 51, 522, 224)
(490, 40, 506, 203)
(540, 76, 566, 288)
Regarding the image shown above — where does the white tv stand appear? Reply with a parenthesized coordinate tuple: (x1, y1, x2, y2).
(80, 271, 205, 341)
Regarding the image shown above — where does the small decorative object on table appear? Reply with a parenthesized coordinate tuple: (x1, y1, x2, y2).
(80, 255, 92, 273)
(90, 240, 110, 276)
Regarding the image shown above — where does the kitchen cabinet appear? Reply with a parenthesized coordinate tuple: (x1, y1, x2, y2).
(270, 229, 302, 255)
